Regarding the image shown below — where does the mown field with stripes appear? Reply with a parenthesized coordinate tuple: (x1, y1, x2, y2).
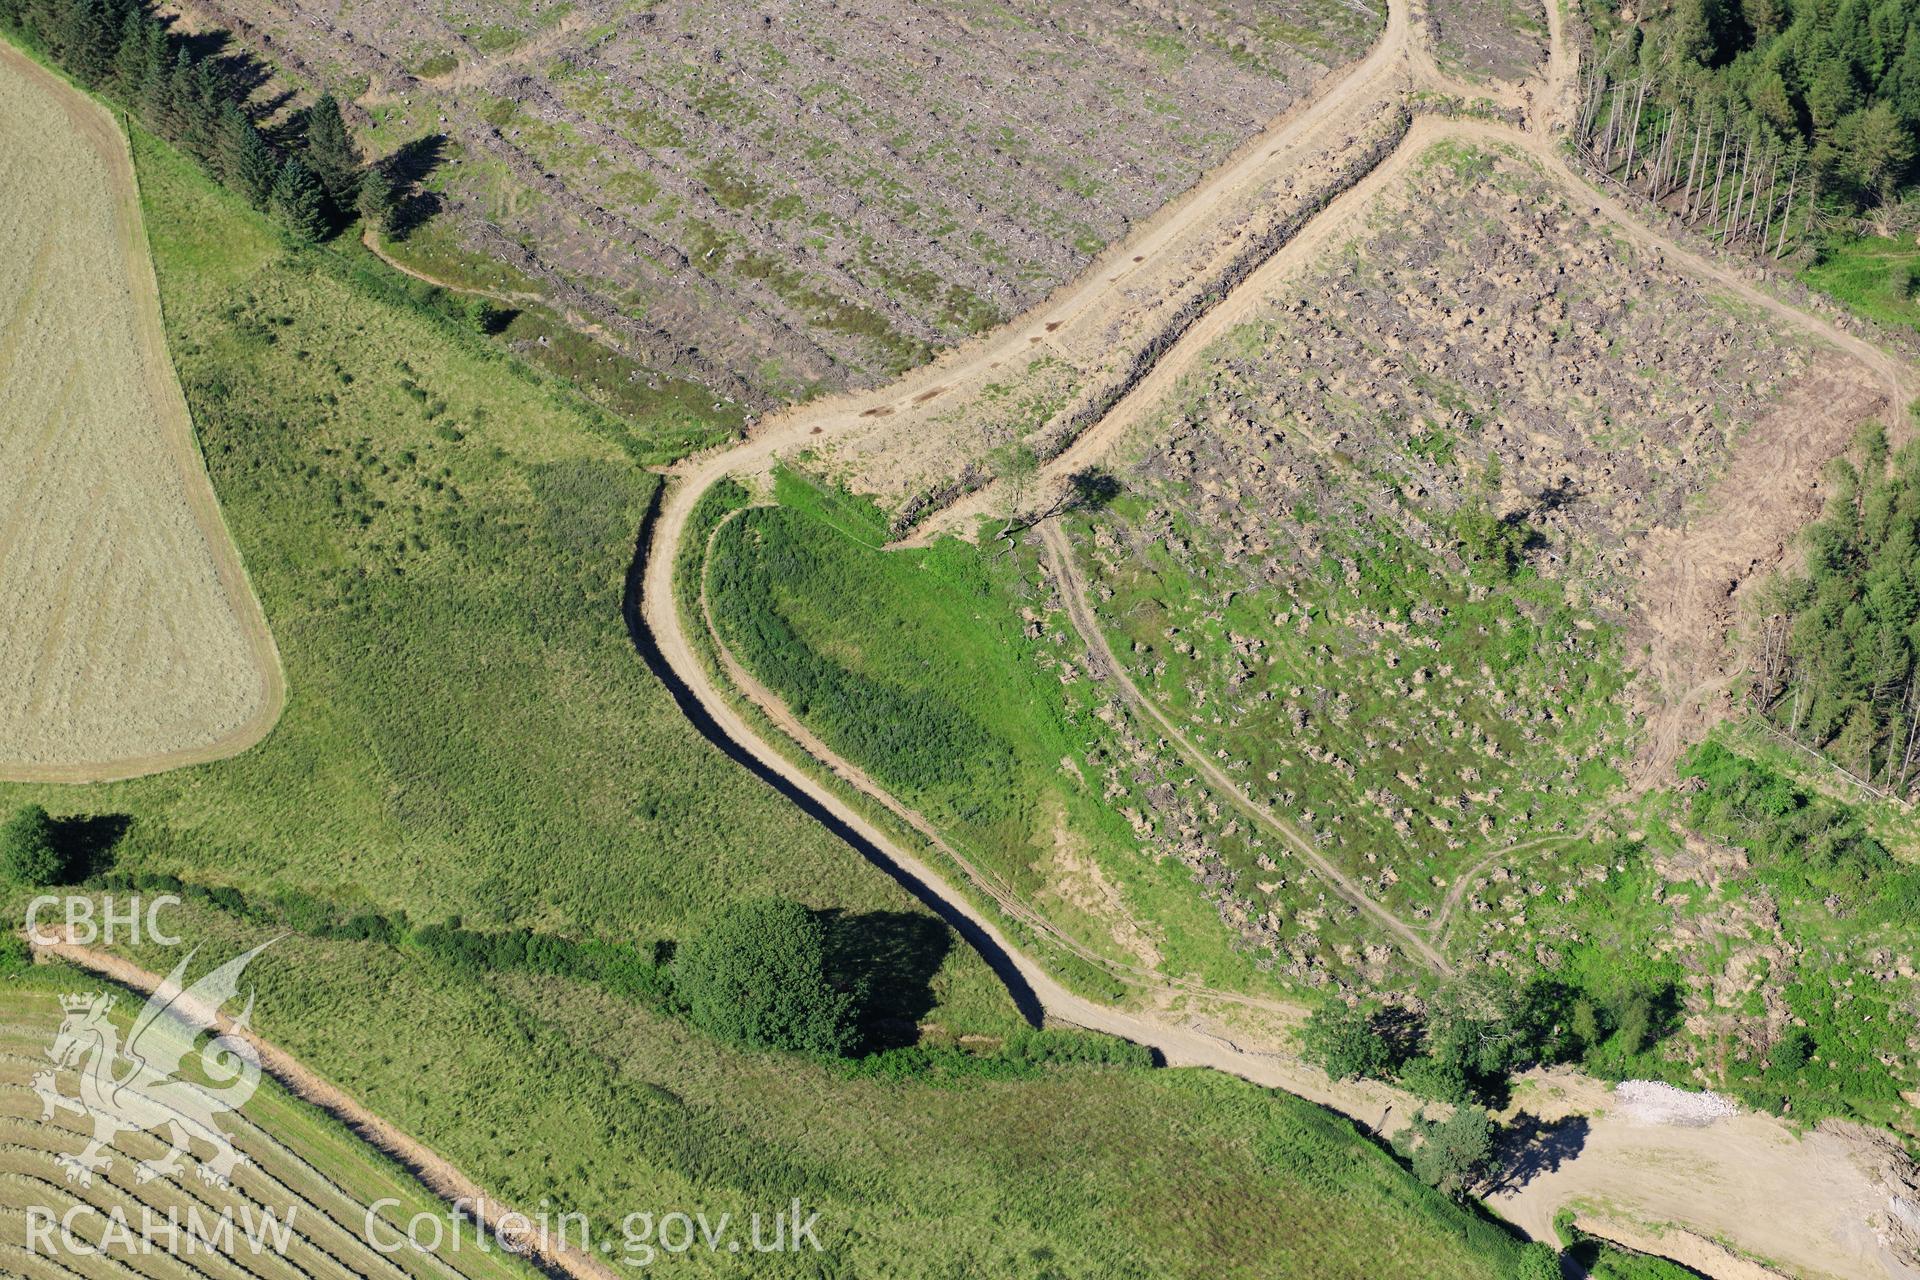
(0, 972, 534, 1280)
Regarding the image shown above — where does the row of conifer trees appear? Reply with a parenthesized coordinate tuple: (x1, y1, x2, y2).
(1577, 0, 1919, 257)
(1, 0, 400, 242)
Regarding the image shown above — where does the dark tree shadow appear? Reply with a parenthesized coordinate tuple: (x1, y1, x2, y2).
(380, 135, 450, 239)
(1648, 981, 1686, 1044)
(1065, 467, 1121, 512)
(1531, 475, 1584, 514)
(253, 86, 299, 121)
(816, 908, 953, 1052)
(173, 25, 236, 66)
(1489, 1112, 1589, 1193)
(1373, 1005, 1426, 1064)
(55, 814, 131, 882)
(167, 22, 279, 116)
(472, 302, 518, 335)
(1464, 1069, 1517, 1111)
(386, 134, 449, 186)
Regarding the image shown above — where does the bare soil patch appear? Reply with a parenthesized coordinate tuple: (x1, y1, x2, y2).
(1034, 801, 1167, 972)
(1630, 359, 1885, 780)
(1423, 0, 1547, 84)
(0, 45, 280, 782)
(1493, 1068, 1920, 1280)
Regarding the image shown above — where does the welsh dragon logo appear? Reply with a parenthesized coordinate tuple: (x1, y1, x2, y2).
(31, 941, 276, 1188)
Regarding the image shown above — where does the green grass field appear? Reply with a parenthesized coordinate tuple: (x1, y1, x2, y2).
(1801, 234, 1920, 334)
(0, 126, 1016, 1034)
(0, 107, 1538, 1279)
(40, 903, 1530, 1280)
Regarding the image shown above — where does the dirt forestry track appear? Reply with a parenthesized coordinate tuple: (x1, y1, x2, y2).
(1035, 521, 1453, 974)
(638, 0, 1920, 1272)
(0, 42, 283, 784)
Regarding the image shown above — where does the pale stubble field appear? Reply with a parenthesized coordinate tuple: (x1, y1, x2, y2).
(0, 44, 279, 781)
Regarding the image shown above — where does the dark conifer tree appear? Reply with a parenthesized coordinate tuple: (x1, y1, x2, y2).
(56, 0, 111, 84)
(109, 6, 152, 94)
(181, 54, 225, 159)
(268, 155, 328, 243)
(153, 46, 194, 137)
(303, 92, 360, 206)
(1884, 27, 1920, 128)
(354, 163, 399, 234)
(135, 18, 169, 114)
(217, 103, 277, 208)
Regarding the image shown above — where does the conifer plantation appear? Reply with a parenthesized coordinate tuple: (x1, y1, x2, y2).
(0, 0, 375, 240)
(1754, 426, 1920, 794)
(1578, 0, 1919, 255)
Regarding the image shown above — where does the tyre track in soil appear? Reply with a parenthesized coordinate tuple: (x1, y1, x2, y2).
(1035, 522, 1454, 974)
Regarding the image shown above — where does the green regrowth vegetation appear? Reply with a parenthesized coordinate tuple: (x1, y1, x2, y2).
(1477, 729, 1920, 1131)
(1555, 1214, 1713, 1279)
(1674, 740, 1920, 1126)
(1084, 479, 1629, 928)
(1514, 1244, 1564, 1280)
(1402, 1103, 1496, 1201)
(704, 485, 1083, 895)
(1802, 234, 1920, 331)
(1298, 971, 1675, 1107)
(1682, 742, 1914, 910)
(700, 471, 1312, 993)
(1581, 1245, 1707, 1279)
